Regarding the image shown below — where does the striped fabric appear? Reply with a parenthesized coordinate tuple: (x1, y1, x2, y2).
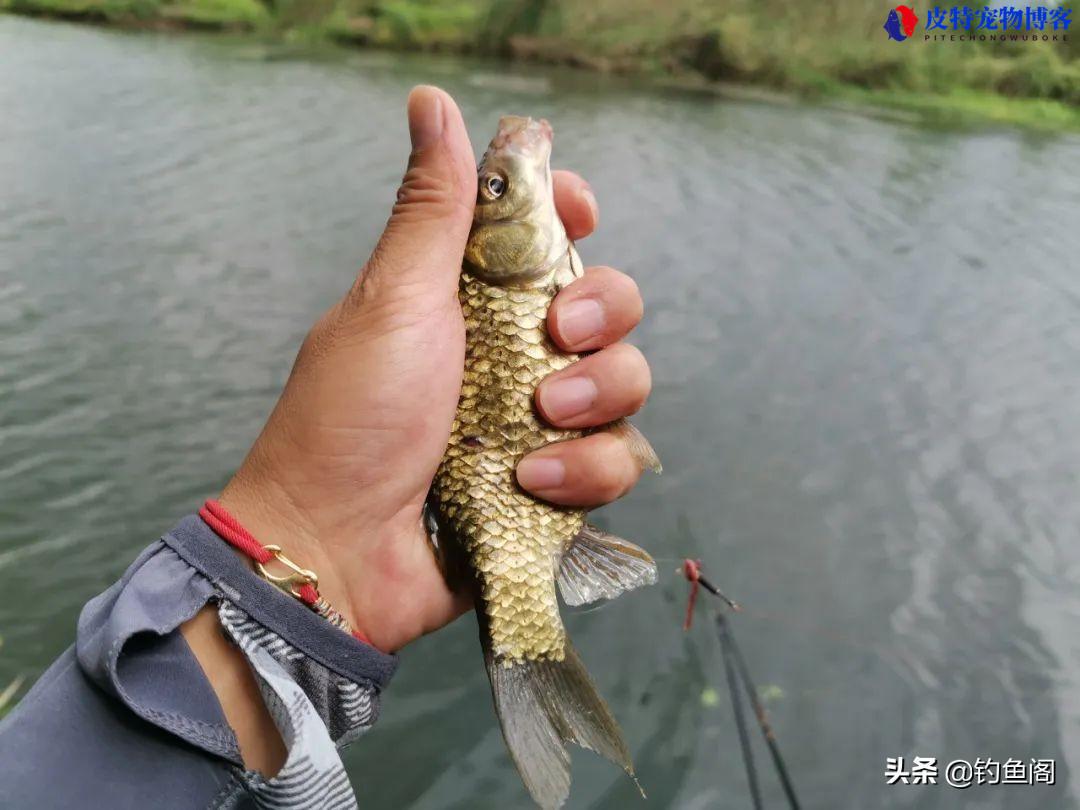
(211, 602, 379, 809)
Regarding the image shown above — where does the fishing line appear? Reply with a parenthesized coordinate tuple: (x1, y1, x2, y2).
(719, 611, 763, 810)
(681, 560, 802, 810)
(721, 613, 802, 810)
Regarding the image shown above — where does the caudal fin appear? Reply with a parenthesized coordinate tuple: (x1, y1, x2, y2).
(485, 643, 637, 809)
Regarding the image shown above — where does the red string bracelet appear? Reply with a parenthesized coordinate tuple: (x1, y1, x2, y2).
(199, 499, 371, 645)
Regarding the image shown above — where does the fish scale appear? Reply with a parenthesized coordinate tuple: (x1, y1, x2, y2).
(433, 270, 584, 662)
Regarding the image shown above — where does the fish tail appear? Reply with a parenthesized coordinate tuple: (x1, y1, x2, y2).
(484, 641, 638, 810)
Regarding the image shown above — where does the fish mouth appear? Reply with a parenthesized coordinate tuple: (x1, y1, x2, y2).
(490, 115, 553, 157)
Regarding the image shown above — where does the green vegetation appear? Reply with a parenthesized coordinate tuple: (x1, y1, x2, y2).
(0, 636, 22, 720)
(1, 0, 266, 28)
(836, 83, 1080, 130)
(3, 0, 1078, 130)
(0, 677, 21, 717)
(161, 0, 268, 28)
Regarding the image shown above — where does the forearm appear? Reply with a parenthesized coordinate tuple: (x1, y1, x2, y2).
(181, 605, 286, 777)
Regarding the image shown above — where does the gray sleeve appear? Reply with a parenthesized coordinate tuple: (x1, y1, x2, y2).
(0, 515, 399, 810)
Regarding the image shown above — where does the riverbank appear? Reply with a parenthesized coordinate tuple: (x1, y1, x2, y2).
(3, 0, 1079, 131)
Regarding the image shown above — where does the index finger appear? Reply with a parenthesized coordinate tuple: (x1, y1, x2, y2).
(553, 170, 598, 241)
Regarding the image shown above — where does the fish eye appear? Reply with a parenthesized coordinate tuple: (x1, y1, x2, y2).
(485, 174, 506, 198)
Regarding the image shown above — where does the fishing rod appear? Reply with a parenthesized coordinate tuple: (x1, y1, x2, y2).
(682, 560, 801, 810)
(718, 610, 763, 810)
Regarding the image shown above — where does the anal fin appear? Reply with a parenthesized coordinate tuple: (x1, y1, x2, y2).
(607, 418, 662, 474)
(557, 524, 657, 607)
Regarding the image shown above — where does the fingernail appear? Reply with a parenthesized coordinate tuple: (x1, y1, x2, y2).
(581, 186, 598, 225)
(539, 376, 598, 421)
(516, 457, 565, 491)
(556, 298, 605, 345)
(407, 85, 444, 151)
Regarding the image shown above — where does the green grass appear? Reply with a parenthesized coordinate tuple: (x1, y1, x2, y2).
(371, 0, 481, 45)
(3, 0, 154, 23)
(161, 0, 268, 28)
(2, 0, 265, 28)
(834, 83, 1080, 132)
(0, 635, 22, 720)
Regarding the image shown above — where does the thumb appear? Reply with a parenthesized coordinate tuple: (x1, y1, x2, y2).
(360, 85, 477, 304)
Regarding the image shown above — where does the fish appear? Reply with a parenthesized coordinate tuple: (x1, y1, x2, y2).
(428, 115, 661, 809)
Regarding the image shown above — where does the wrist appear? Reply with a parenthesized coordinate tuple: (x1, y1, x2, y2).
(217, 472, 370, 647)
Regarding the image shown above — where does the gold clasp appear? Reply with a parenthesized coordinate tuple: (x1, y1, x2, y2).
(255, 544, 319, 599)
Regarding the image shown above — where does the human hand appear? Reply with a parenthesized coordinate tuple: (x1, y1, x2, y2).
(219, 86, 653, 653)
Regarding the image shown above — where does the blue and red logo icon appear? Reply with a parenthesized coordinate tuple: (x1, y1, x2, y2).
(884, 5, 919, 39)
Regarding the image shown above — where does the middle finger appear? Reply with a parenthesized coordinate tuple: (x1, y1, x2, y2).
(547, 266, 643, 353)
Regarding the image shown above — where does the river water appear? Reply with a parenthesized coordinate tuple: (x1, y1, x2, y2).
(3, 15, 1080, 809)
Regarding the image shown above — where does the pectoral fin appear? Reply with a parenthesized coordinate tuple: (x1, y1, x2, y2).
(607, 418, 662, 474)
(557, 524, 658, 607)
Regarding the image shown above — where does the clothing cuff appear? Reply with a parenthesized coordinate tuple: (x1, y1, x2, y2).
(162, 514, 397, 690)
(76, 513, 398, 763)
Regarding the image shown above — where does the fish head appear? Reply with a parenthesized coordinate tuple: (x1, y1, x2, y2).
(465, 116, 566, 287)
(475, 115, 553, 219)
